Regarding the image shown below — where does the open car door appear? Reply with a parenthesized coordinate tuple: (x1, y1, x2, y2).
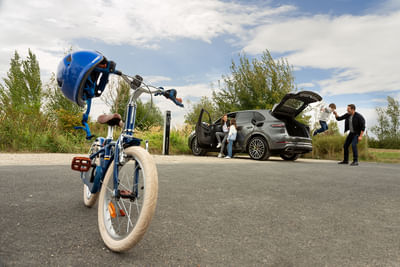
(272, 91, 322, 118)
(196, 108, 214, 147)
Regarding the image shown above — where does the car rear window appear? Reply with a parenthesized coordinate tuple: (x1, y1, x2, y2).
(282, 99, 304, 109)
(254, 112, 265, 121)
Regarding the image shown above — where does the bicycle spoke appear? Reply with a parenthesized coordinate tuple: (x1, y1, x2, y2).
(127, 201, 132, 233)
(119, 198, 134, 229)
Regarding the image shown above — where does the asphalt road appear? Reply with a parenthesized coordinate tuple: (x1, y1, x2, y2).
(1, 158, 400, 266)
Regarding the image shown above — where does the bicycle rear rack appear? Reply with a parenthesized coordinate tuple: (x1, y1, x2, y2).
(71, 157, 91, 172)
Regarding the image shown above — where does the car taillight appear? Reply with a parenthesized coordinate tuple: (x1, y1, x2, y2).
(271, 124, 285, 128)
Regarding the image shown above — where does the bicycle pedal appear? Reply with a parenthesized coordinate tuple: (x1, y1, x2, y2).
(71, 157, 91, 172)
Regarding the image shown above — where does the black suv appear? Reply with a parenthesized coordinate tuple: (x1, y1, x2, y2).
(188, 91, 322, 160)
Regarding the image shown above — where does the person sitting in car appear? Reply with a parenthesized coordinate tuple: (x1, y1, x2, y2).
(216, 114, 230, 158)
(225, 118, 237, 159)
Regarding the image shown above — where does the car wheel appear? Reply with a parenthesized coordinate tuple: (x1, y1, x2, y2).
(191, 137, 207, 156)
(280, 153, 299, 161)
(248, 136, 270, 160)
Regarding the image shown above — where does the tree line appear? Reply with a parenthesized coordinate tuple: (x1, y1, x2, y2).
(1, 49, 399, 151)
(0, 50, 163, 152)
(370, 96, 400, 148)
(184, 50, 307, 125)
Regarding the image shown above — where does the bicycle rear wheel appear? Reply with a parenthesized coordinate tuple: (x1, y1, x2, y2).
(82, 142, 100, 207)
(98, 146, 158, 252)
(83, 183, 98, 207)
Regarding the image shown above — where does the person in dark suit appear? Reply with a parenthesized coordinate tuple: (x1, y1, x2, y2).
(334, 104, 366, 166)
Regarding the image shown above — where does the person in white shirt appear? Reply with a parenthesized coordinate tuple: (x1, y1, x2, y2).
(225, 118, 237, 159)
(313, 103, 336, 136)
(216, 114, 230, 158)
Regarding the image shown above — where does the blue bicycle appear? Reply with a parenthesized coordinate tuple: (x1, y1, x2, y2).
(57, 51, 183, 252)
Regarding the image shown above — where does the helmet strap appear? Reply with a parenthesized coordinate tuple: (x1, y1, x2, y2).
(74, 99, 95, 140)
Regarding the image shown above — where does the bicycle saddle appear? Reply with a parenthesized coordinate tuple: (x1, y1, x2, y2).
(97, 113, 124, 127)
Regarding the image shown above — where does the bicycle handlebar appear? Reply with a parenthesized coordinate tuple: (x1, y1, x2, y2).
(71, 63, 183, 140)
(118, 72, 184, 108)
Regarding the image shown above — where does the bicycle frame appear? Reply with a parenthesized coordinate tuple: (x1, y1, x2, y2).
(81, 79, 161, 198)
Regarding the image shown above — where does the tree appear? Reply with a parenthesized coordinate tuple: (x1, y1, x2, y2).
(371, 107, 390, 141)
(134, 100, 164, 131)
(44, 73, 84, 132)
(371, 96, 400, 141)
(184, 96, 217, 125)
(102, 78, 131, 118)
(0, 51, 24, 112)
(212, 50, 295, 115)
(386, 96, 400, 138)
(45, 73, 83, 116)
(102, 78, 163, 131)
(0, 49, 42, 114)
(0, 49, 48, 150)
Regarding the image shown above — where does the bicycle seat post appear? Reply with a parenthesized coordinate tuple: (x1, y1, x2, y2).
(107, 125, 114, 140)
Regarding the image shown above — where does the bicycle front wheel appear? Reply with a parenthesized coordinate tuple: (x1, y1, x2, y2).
(98, 146, 158, 252)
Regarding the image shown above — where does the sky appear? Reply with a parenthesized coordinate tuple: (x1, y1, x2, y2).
(0, 0, 399, 134)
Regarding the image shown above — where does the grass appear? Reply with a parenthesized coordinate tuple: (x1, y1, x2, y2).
(1, 115, 399, 164)
(304, 134, 399, 163)
(134, 125, 192, 155)
(367, 148, 400, 164)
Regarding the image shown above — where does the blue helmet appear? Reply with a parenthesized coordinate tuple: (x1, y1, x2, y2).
(57, 50, 112, 107)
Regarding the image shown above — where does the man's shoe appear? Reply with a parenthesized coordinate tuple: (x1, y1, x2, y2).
(350, 161, 359, 166)
(225, 156, 231, 159)
(338, 161, 349, 165)
(216, 143, 221, 148)
(218, 153, 223, 158)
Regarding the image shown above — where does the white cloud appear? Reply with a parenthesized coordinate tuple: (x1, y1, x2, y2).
(243, 10, 400, 96)
(298, 82, 315, 88)
(143, 75, 171, 84)
(0, 0, 294, 81)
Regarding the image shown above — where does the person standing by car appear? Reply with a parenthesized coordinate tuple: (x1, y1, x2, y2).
(225, 118, 237, 159)
(313, 103, 336, 136)
(216, 114, 230, 158)
(334, 104, 366, 166)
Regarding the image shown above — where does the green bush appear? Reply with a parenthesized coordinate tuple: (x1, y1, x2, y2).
(309, 134, 369, 161)
(368, 137, 400, 149)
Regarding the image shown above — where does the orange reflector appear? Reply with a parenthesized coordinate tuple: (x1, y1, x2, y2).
(119, 209, 126, 216)
(108, 202, 116, 218)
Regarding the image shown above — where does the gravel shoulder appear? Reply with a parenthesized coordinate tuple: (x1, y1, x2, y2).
(0, 153, 335, 166)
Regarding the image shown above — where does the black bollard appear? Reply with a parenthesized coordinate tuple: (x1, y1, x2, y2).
(163, 110, 171, 155)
